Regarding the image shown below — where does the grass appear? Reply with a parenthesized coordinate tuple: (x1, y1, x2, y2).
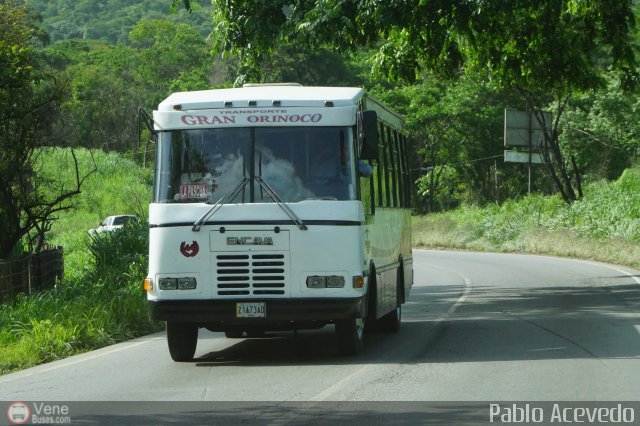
(413, 167, 640, 270)
(40, 148, 152, 279)
(0, 148, 161, 375)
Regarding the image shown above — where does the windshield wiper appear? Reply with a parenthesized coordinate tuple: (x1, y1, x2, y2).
(192, 177, 249, 232)
(191, 176, 308, 231)
(254, 176, 308, 230)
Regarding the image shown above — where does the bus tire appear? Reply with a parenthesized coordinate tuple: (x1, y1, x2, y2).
(166, 322, 198, 362)
(335, 317, 365, 355)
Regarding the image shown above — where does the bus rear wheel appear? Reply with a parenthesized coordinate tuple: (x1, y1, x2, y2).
(166, 322, 198, 362)
(335, 317, 365, 355)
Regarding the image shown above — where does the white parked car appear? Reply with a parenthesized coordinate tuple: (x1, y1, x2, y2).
(88, 215, 137, 235)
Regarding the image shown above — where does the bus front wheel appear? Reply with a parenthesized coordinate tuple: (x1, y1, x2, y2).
(166, 322, 198, 362)
(335, 317, 365, 355)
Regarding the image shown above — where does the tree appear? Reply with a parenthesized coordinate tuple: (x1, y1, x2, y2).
(129, 19, 211, 105)
(373, 71, 530, 211)
(0, 0, 94, 258)
(45, 40, 143, 152)
(459, 2, 636, 203)
(186, 0, 637, 203)
(30, 0, 213, 43)
(559, 72, 640, 181)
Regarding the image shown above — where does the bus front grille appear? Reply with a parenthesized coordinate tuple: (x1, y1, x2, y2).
(215, 253, 287, 296)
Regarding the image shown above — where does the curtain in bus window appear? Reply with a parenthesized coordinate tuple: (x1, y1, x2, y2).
(255, 128, 314, 202)
(305, 128, 353, 201)
(164, 128, 250, 203)
(255, 127, 355, 202)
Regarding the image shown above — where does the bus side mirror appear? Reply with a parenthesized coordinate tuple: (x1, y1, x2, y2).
(138, 107, 157, 145)
(360, 110, 378, 160)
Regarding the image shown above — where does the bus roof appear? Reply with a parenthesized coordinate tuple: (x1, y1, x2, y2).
(157, 85, 365, 111)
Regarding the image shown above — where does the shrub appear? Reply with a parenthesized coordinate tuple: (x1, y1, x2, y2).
(412, 166, 640, 269)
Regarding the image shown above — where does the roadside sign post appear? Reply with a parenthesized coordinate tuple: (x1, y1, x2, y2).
(504, 109, 552, 194)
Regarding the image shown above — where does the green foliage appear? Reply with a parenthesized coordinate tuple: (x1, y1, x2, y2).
(559, 73, 640, 180)
(0, 148, 157, 375)
(0, 1, 38, 90)
(208, 0, 637, 205)
(371, 71, 538, 211)
(413, 166, 640, 268)
(460, 2, 635, 94)
(41, 18, 220, 153)
(129, 19, 211, 104)
(16, 0, 640, 211)
(86, 220, 149, 290)
(257, 45, 366, 87)
(0, 0, 77, 258)
(27, 0, 212, 43)
(36, 148, 151, 278)
(208, 1, 637, 86)
(0, 221, 158, 375)
(415, 166, 464, 212)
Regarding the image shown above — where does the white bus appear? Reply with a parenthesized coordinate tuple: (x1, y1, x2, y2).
(144, 84, 413, 361)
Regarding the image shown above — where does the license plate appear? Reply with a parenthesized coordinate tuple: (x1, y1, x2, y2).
(236, 302, 266, 318)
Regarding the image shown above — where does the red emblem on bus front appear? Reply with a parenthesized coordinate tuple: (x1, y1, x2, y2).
(180, 241, 199, 257)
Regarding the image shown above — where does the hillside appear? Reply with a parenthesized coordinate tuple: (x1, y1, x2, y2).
(26, 0, 212, 43)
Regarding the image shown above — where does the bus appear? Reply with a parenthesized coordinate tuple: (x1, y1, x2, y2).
(144, 84, 413, 361)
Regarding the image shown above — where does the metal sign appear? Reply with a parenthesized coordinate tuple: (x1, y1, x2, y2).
(504, 150, 545, 164)
(504, 109, 552, 148)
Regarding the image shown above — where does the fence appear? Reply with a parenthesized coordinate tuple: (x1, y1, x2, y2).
(0, 247, 64, 301)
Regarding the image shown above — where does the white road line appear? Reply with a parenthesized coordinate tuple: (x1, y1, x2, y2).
(447, 277, 472, 316)
(571, 258, 640, 286)
(38, 339, 159, 372)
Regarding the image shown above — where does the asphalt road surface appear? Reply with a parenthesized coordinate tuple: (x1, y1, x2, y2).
(2, 249, 639, 425)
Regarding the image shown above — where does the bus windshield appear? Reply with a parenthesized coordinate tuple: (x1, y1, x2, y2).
(154, 126, 356, 203)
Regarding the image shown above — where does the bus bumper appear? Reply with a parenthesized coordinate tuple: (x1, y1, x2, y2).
(149, 296, 367, 326)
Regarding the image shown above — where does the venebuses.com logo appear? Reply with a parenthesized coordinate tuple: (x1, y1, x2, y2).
(6, 401, 71, 424)
(6, 402, 30, 424)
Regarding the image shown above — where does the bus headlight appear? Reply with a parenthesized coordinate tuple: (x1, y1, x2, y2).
(158, 277, 197, 290)
(306, 275, 345, 289)
(326, 276, 345, 288)
(158, 278, 177, 290)
(306, 276, 326, 288)
(177, 277, 197, 290)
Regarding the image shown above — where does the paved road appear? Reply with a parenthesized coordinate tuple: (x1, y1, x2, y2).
(2, 250, 639, 424)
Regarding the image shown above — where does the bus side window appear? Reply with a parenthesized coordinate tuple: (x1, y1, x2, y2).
(401, 135, 411, 207)
(360, 160, 375, 216)
(391, 129, 401, 208)
(376, 122, 393, 208)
